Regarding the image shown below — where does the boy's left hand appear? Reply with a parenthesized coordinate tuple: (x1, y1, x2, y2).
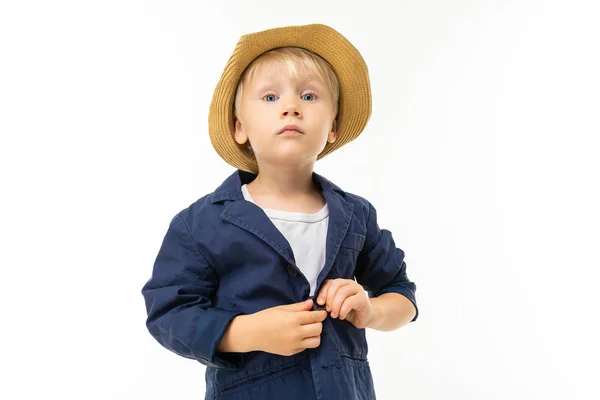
(316, 279, 375, 329)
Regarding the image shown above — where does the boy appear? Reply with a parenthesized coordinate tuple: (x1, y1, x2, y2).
(142, 24, 418, 400)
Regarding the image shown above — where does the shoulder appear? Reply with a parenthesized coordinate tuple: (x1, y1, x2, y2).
(169, 195, 229, 239)
(341, 190, 373, 220)
(174, 192, 217, 226)
(315, 173, 375, 223)
(171, 170, 244, 229)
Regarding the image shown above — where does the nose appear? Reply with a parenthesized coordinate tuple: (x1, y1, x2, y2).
(281, 99, 302, 118)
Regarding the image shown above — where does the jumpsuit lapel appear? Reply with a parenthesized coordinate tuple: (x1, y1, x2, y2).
(220, 200, 297, 268)
(316, 187, 354, 290)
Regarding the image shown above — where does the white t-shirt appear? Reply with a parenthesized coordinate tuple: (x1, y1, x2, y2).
(241, 184, 328, 296)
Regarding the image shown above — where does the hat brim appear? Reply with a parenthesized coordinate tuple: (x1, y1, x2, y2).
(208, 24, 372, 173)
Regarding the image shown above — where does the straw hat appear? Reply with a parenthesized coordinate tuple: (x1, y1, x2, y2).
(208, 24, 372, 173)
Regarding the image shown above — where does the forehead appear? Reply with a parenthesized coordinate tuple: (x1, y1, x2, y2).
(244, 59, 328, 87)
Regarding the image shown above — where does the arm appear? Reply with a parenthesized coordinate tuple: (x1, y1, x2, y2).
(355, 201, 419, 326)
(366, 292, 417, 331)
(216, 314, 254, 353)
(141, 214, 243, 369)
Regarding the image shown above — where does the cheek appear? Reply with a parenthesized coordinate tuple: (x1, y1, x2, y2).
(243, 103, 272, 128)
(316, 120, 335, 145)
(244, 117, 271, 142)
(314, 112, 334, 133)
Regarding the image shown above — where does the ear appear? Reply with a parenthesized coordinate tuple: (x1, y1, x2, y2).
(327, 119, 338, 143)
(234, 118, 248, 145)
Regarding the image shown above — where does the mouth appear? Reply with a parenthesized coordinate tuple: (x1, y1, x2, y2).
(278, 125, 304, 135)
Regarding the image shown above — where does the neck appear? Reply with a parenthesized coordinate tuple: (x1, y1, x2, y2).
(249, 161, 316, 197)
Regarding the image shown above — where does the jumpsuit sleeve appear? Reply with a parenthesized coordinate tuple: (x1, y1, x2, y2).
(354, 201, 419, 322)
(141, 213, 244, 368)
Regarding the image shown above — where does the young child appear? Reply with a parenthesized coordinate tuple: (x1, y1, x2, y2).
(142, 24, 418, 400)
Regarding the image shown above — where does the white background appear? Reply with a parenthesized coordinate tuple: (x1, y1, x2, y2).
(1, 1, 599, 399)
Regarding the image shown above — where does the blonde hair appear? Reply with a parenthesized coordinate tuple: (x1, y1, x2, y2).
(233, 47, 340, 119)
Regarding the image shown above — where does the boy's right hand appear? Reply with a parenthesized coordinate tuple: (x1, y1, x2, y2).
(250, 299, 327, 356)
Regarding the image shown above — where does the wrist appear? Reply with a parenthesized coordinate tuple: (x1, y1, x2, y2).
(365, 298, 383, 330)
(239, 313, 261, 352)
(218, 314, 257, 353)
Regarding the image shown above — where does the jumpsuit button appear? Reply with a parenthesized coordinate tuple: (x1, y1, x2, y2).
(287, 264, 298, 276)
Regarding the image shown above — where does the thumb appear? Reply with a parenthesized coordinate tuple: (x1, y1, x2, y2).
(280, 299, 313, 311)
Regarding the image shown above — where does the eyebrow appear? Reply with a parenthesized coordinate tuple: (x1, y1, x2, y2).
(252, 77, 327, 92)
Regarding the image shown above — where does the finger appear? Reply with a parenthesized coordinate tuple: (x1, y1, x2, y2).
(339, 294, 361, 320)
(289, 348, 304, 356)
(326, 279, 351, 312)
(310, 310, 328, 323)
(300, 335, 321, 349)
(298, 310, 327, 325)
(325, 279, 342, 309)
(300, 321, 323, 338)
(331, 284, 360, 318)
(280, 299, 313, 312)
(316, 281, 331, 306)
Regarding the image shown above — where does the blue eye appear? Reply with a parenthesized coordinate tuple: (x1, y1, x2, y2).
(263, 94, 278, 102)
(302, 93, 316, 101)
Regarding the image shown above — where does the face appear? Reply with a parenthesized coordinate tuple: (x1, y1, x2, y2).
(234, 62, 338, 169)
